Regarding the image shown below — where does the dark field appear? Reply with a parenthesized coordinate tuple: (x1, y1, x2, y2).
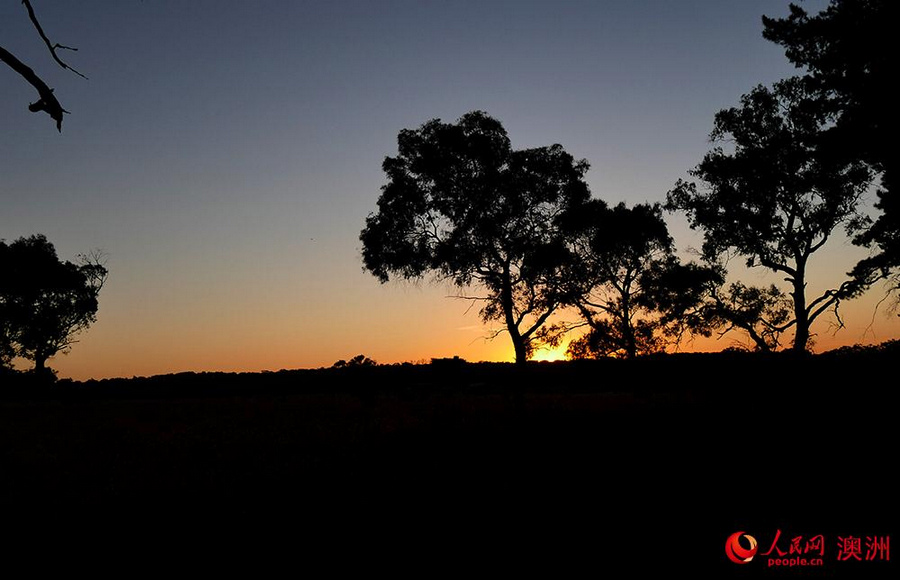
(1, 349, 895, 574)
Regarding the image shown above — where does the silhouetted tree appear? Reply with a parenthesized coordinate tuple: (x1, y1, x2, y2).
(332, 354, 377, 368)
(763, 0, 897, 296)
(705, 281, 794, 352)
(558, 201, 713, 359)
(646, 258, 795, 352)
(0, 312, 15, 370)
(0, 235, 107, 374)
(360, 111, 590, 365)
(1, 1, 87, 131)
(667, 77, 873, 352)
(640, 259, 727, 347)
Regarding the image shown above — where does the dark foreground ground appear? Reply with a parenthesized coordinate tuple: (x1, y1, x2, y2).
(1, 347, 895, 575)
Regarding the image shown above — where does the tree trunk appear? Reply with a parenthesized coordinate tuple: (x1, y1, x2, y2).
(747, 327, 772, 352)
(511, 335, 528, 366)
(33, 353, 48, 373)
(621, 291, 637, 359)
(791, 262, 810, 353)
(500, 262, 528, 366)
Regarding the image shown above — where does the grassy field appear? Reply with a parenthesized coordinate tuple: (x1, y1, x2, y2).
(1, 349, 895, 574)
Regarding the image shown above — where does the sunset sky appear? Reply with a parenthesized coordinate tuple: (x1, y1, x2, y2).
(2, 0, 896, 380)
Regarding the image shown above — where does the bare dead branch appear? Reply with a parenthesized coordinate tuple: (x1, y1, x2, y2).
(827, 302, 846, 336)
(806, 289, 838, 319)
(863, 289, 892, 339)
(22, 0, 88, 79)
(473, 326, 507, 344)
(807, 277, 860, 324)
(0, 45, 67, 130)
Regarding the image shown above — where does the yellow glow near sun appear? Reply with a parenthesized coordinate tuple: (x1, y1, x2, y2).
(530, 343, 569, 362)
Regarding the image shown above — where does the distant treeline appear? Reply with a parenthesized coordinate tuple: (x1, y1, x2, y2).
(2, 340, 896, 401)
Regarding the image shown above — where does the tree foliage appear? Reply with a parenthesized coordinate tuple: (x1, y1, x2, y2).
(360, 111, 591, 364)
(0, 234, 107, 374)
(558, 201, 714, 359)
(0, 312, 15, 370)
(667, 77, 872, 352)
(332, 354, 377, 369)
(763, 0, 898, 291)
(704, 281, 794, 352)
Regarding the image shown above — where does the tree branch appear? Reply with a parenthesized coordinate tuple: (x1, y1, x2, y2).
(806, 289, 838, 318)
(22, 0, 88, 79)
(448, 294, 492, 302)
(808, 232, 829, 254)
(522, 305, 557, 340)
(808, 292, 842, 324)
(580, 297, 617, 317)
(764, 318, 796, 333)
(514, 303, 535, 329)
(759, 255, 797, 277)
(807, 278, 861, 323)
(0, 45, 67, 130)
(827, 303, 846, 336)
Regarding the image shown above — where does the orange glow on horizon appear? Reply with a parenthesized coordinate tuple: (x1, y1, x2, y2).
(39, 281, 900, 381)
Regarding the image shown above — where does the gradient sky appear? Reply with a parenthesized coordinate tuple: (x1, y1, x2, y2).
(2, 0, 896, 380)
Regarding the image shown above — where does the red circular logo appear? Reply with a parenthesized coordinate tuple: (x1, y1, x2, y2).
(726, 531, 758, 564)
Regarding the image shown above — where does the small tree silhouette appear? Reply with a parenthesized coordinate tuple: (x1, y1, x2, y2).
(0, 235, 107, 374)
(557, 201, 713, 359)
(332, 355, 377, 369)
